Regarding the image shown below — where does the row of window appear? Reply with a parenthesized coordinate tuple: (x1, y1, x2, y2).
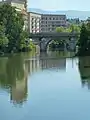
(31, 21, 66, 26)
(41, 28, 55, 31)
(31, 31, 40, 33)
(32, 26, 40, 28)
(31, 28, 55, 32)
(31, 17, 66, 21)
(31, 17, 41, 20)
(41, 21, 66, 24)
(42, 17, 66, 20)
(41, 24, 66, 27)
(31, 22, 40, 25)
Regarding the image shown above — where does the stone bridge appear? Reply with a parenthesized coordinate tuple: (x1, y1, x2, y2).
(29, 32, 79, 51)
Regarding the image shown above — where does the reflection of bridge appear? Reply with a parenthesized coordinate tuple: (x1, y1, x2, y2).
(30, 32, 79, 51)
(0, 54, 66, 105)
(25, 57, 66, 74)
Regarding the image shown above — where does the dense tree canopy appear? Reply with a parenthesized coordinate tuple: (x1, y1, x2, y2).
(0, 3, 31, 53)
(78, 22, 90, 56)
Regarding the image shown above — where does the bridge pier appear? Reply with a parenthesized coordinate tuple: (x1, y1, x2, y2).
(40, 42, 46, 52)
(39, 38, 50, 52)
(69, 37, 77, 51)
(64, 42, 67, 51)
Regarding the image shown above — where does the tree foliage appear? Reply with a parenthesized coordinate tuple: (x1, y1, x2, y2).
(56, 27, 65, 32)
(78, 22, 90, 56)
(56, 24, 81, 33)
(0, 25, 8, 52)
(0, 3, 31, 53)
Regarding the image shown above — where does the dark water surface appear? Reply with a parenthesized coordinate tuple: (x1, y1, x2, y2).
(0, 51, 90, 120)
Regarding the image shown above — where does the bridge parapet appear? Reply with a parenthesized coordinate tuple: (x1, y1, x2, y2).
(30, 32, 79, 38)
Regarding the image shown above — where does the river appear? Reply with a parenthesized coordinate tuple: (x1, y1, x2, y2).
(0, 51, 90, 120)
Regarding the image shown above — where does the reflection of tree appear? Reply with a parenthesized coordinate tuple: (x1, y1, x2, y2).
(78, 57, 90, 89)
(6, 55, 25, 86)
(0, 54, 29, 105)
(0, 52, 67, 104)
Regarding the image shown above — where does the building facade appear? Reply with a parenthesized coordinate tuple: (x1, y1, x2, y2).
(28, 12, 41, 33)
(41, 14, 67, 32)
(28, 12, 67, 33)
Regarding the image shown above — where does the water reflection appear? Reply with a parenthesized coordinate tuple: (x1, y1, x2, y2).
(78, 57, 90, 89)
(0, 54, 28, 104)
(1, 51, 90, 106)
(0, 52, 67, 105)
(1, 52, 90, 120)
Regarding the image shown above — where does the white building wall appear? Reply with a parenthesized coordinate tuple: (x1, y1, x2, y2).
(28, 12, 41, 33)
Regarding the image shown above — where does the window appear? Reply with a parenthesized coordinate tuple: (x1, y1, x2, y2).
(56, 17, 58, 20)
(52, 25, 55, 27)
(47, 28, 49, 31)
(46, 17, 47, 20)
(32, 18, 34, 20)
(42, 17, 44, 20)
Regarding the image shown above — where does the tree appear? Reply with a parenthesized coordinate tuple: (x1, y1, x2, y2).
(78, 23, 88, 56)
(0, 25, 8, 52)
(56, 27, 65, 32)
(0, 3, 29, 53)
(56, 24, 80, 33)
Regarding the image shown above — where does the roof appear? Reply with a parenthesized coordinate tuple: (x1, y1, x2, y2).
(27, 11, 66, 17)
(28, 11, 42, 16)
(41, 14, 66, 16)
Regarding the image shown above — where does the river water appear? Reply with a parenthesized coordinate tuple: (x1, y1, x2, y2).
(0, 51, 90, 120)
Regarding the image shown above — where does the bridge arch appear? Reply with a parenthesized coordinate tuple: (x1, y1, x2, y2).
(40, 38, 68, 52)
(30, 32, 79, 52)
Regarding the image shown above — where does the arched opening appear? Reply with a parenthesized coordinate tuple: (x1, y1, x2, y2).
(45, 39, 68, 51)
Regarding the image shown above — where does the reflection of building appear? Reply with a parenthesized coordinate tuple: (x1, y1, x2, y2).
(11, 78, 27, 104)
(25, 57, 41, 74)
(0, 54, 66, 105)
(0, 0, 28, 30)
(25, 57, 66, 74)
(40, 58, 66, 70)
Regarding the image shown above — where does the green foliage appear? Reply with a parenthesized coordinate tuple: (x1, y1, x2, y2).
(56, 27, 65, 32)
(54, 24, 80, 51)
(78, 23, 90, 56)
(0, 25, 8, 52)
(56, 24, 81, 33)
(0, 3, 33, 53)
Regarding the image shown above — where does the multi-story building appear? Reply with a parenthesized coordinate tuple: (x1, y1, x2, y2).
(41, 14, 67, 32)
(0, 0, 28, 31)
(28, 12, 41, 33)
(28, 12, 67, 33)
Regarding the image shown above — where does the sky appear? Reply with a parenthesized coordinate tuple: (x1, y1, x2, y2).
(28, 0, 90, 11)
